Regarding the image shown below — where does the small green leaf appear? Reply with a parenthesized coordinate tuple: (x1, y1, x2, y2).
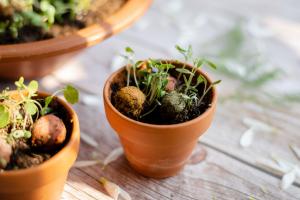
(125, 47, 134, 54)
(176, 68, 193, 75)
(24, 131, 32, 139)
(28, 80, 38, 95)
(15, 77, 24, 89)
(24, 102, 37, 115)
(0, 105, 9, 128)
(197, 75, 204, 84)
(12, 130, 25, 139)
(212, 80, 222, 85)
(205, 60, 217, 69)
(64, 85, 79, 104)
(175, 45, 186, 53)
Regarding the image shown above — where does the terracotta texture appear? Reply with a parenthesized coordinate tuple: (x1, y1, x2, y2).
(103, 61, 217, 178)
(0, 92, 80, 200)
(0, 0, 152, 79)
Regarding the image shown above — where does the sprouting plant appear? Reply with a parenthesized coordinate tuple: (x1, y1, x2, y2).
(0, 77, 79, 142)
(175, 45, 221, 107)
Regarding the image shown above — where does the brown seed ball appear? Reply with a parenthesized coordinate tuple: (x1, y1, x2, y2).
(114, 86, 146, 117)
(0, 137, 12, 169)
(32, 114, 67, 148)
(166, 76, 177, 92)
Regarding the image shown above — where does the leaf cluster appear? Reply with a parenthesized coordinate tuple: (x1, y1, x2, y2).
(0, 0, 90, 38)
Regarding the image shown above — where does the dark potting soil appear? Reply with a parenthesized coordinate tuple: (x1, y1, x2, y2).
(0, 0, 127, 44)
(110, 70, 213, 125)
(4, 97, 73, 171)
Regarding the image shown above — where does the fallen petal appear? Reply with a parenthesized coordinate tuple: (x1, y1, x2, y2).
(103, 147, 124, 167)
(119, 188, 132, 200)
(240, 128, 255, 147)
(99, 177, 120, 200)
(81, 132, 99, 148)
(81, 94, 100, 106)
(256, 159, 286, 175)
(73, 160, 102, 168)
(281, 167, 297, 190)
(271, 155, 295, 173)
(243, 117, 275, 133)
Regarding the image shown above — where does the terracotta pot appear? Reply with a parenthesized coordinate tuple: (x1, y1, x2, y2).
(0, 92, 80, 200)
(103, 61, 217, 178)
(0, 0, 152, 79)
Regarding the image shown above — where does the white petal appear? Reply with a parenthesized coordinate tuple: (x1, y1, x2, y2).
(81, 94, 100, 106)
(81, 132, 98, 148)
(240, 128, 255, 147)
(119, 188, 132, 200)
(103, 147, 124, 167)
(73, 160, 101, 168)
(256, 159, 286, 175)
(281, 168, 297, 190)
(100, 177, 120, 200)
(243, 117, 275, 133)
(271, 155, 294, 173)
(289, 144, 300, 161)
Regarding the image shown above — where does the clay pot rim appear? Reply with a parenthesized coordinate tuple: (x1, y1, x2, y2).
(0, 0, 152, 62)
(0, 91, 80, 177)
(104, 60, 218, 129)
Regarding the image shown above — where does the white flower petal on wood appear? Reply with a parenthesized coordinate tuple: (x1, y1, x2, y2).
(271, 155, 295, 173)
(81, 132, 99, 148)
(81, 94, 100, 106)
(243, 117, 275, 133)
(73, 160, 102, 168)
(240, 128, 255, 147)
(103, 147, 124, 167)
(100, 177, 132, 200)
(281, 167, 297, 190)
(256, 159, 286, 175)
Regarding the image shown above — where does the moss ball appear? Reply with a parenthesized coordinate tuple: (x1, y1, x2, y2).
(160, 91, 186, 119)
(114, 86, 146, 117)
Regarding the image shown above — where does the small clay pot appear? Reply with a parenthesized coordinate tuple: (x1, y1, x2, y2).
(0, 92, 80, 200)
(103, 60, 217, 178)
(0, 0, 152, 79)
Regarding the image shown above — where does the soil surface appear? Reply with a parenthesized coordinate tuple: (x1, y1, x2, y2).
(0, 0, 127, 44)
(111, 68, 213, 125)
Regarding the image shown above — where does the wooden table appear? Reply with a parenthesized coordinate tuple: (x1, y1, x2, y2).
(1, 0, 300, 199)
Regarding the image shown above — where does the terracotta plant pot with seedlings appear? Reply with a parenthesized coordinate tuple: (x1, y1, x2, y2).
(104, 46, 220, 178)
(0, 78, 80, 200)
(0, 0, 152, 79)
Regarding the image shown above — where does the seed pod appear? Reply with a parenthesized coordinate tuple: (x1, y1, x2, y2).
(32, 114, 66, 148)
(160, 91, 186, 120)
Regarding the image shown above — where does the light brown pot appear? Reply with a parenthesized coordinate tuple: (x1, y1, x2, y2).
(0, 92, 80, 200)
(0, 0, 152, 79)
(103, 61, 217, 178)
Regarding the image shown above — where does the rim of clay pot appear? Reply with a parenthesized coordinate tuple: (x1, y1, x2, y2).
(0, 92, 80, 177)
(104, 60, 218, 129)
(0, 0, 152, 63)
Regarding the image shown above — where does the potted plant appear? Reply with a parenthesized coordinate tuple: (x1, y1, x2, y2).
(103, 45, 220, 178)
(0, 77, 80, 200)
(0, 0, 152, 79)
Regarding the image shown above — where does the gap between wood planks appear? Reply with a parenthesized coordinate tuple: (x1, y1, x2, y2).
(43, 76, 300, 191)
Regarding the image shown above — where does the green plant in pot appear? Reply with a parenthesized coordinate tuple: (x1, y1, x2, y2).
(104, 45, 220, 178)
(0, 77, 80, 200)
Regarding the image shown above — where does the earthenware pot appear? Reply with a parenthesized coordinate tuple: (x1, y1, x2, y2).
(0, 0, 152, 79)
(0, 92, 80, 200)
(103, 61, 217, 178)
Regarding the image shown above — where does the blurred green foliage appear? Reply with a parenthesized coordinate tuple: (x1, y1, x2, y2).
(0, 0, 90, 38)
